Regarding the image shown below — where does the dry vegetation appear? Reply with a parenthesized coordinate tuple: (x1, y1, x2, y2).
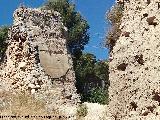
(76, 104, 88, 120)
(0, 91, 66, 120)
(106, 3, 124, 52)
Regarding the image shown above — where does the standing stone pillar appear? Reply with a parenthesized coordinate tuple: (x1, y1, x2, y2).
(107, 0, 160, 119)
(0, 6, 80, 111)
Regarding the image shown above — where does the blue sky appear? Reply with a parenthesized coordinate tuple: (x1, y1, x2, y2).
(0, 0, 115, 60)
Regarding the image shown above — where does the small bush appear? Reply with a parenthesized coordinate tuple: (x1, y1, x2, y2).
(83, 87, 109, 105)
(106, 4, 124, 52)
(76, 104, 88, 118)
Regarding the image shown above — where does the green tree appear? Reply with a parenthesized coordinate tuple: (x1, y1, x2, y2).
(0, 26, 9, 61)
(44, 0, 89, 56)
(75, 53, 96, 79)
(94, 60, 109, 88)
(75, 53, 109, 104)
(75, 53, 96, 95)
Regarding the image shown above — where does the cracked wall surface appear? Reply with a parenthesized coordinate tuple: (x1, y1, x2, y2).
(0, 7, 80, 111)
(107, 0, 160, 119)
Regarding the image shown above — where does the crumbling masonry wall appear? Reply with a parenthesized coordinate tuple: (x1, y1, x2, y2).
(107, 0, 160, 119)
(0, 7, 79, 109)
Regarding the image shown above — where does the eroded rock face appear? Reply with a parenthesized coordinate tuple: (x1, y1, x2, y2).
(0, 6, 79, 109)
(107, 0, 160, 119)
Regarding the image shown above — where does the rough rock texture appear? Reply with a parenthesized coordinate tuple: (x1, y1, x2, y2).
(0, 6, 79, 111)
(107, 0, 160, 119)
(83, 102, 107, 120)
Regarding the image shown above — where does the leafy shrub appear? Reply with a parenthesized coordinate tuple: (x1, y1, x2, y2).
(75, 53, 109, 104)
(106, 4, 124, 52)
(86, 87, 109, 105)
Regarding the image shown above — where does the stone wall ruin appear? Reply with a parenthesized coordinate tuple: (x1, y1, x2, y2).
(0, 6, 79, 110)
(107, 0, 160, 119)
